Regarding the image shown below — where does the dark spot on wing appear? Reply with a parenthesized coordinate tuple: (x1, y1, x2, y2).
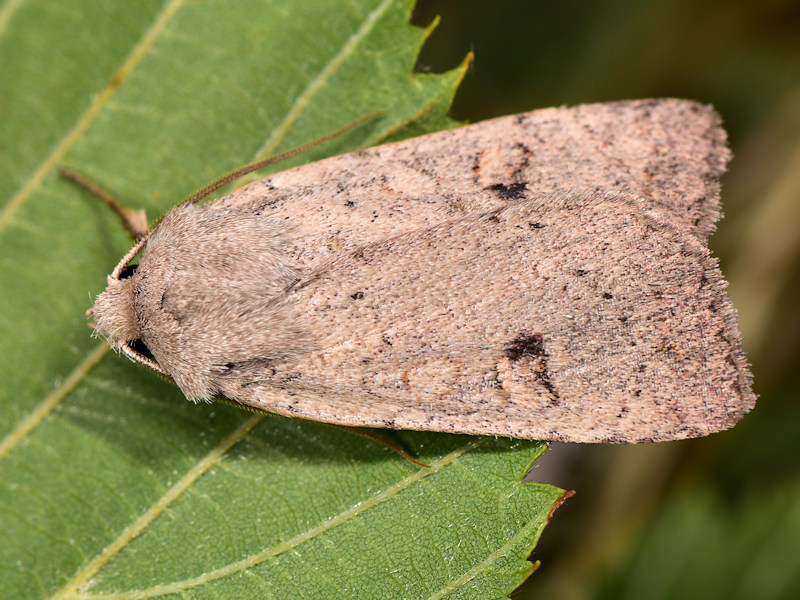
(486, 182, 528, 200)
(504, 332, 545, 361)
(504, 332, 560, 403)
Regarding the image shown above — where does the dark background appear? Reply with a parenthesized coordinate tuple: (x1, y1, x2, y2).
(412, 1, 800, 598)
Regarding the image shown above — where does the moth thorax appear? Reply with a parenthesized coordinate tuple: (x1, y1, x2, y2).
(92, 276, 141, 342)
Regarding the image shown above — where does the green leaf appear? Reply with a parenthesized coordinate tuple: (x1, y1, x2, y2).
(0, 1, 566, 598)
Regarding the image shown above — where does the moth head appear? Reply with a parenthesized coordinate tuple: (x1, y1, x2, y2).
(89, 233, 165, 374)
(91, 271, 140, 344)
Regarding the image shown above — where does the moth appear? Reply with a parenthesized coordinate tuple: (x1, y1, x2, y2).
(79, 99, 755, 444)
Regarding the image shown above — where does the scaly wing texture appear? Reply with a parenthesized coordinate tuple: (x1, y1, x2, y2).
(219, 192, 753, 442)
(212, 99, 729, 272)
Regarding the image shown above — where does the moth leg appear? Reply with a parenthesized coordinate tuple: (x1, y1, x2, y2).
(335, 425, 430, 468)
(60, 168, 149, 240)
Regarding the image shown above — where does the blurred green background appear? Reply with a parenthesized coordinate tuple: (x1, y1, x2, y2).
(411, 0, 800, 598)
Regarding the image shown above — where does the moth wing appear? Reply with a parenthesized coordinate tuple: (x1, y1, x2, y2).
(217, 192, 754, 443)
(213, 99, 728, 269)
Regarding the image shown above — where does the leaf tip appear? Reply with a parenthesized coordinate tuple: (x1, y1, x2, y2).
(547, 489, 576, 522)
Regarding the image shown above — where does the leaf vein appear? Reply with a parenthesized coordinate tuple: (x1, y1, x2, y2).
(0, 0, 185, 233)
(253, 0, 396, 160)
(49, 414, 264, 600)
(0, 344, 108, 460)
(75, 438, 484, 599)
(427, 501, 549, 600)
(0, 0, 24, 38)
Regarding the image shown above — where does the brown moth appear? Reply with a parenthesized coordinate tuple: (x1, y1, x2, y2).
(85, 99, 755, 444)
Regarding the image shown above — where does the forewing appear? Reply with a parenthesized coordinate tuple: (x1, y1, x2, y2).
(212, 99, 728, 272)
(218, 192, 754, 443)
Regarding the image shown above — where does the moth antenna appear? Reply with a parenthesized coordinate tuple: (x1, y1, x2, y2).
(110, 233, 151, 280)
(60, 168, 149, 240)
(182, 112, 384, 206)
(337, 425, 430, 468)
